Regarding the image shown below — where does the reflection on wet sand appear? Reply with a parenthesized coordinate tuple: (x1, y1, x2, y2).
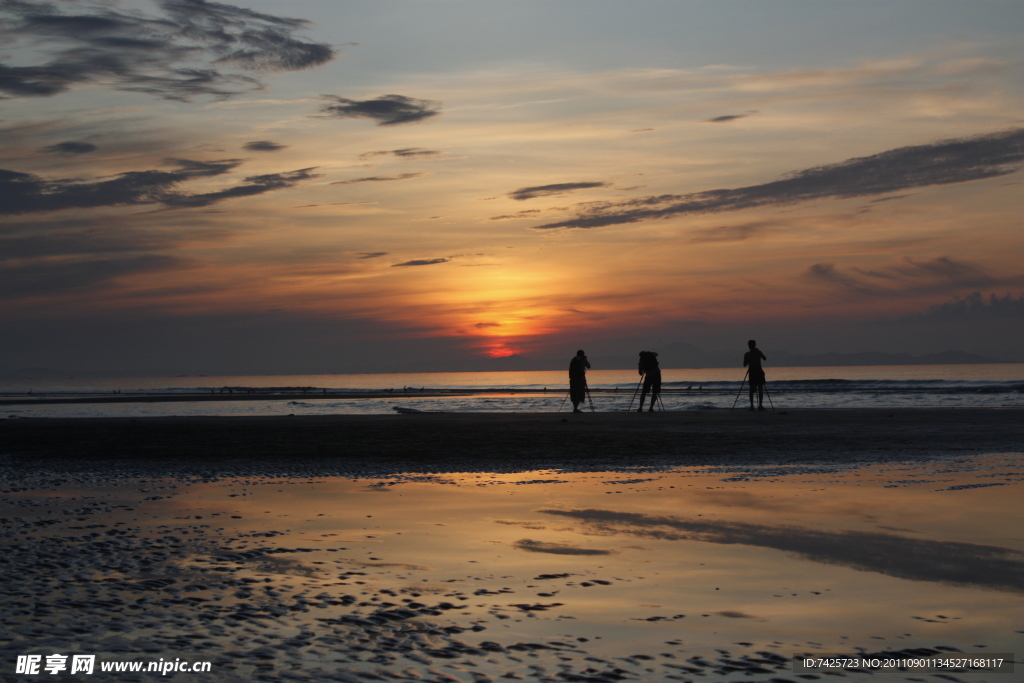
(512, 539, 617, 556)
(1, 450, 1022, 682)
(537, 508, 1024, 592)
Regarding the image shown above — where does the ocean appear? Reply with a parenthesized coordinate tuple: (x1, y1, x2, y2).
(2, 364, 1022, 418)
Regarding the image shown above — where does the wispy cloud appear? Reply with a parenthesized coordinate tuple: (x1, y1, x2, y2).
(296, 202, 377, 208)
(0, 159, 319, 214)
(330, 172, 426, 186)
(688, 222, 772, 243)
(508, 182, 607, 201)
(489, 209, 542, 221)
(40, 141, 97, 155)
(356, 252, 388, 260)
(806, 256, 1013, 297)
(806, 263, 884, 295)
(392, 258, 448, 267)
(0, 0, 334, 101)
(320, 94, 441, 125)
(889, 256, 988, 281)
(534, 129, 1024, 230)
(359, 148, 442, 160)
(393, 147, 442, 157)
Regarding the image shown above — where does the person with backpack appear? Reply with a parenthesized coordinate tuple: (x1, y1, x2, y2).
(568, 349, 591, 413)
(743, 339, 768, 411)
(637, 350, 662, 412)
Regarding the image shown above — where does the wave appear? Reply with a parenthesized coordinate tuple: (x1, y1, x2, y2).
(661, 379, 1024, 394)
(4, 379, 1023, 397)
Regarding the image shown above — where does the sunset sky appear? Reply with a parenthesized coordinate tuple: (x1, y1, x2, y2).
(2, 0, 1022, 375)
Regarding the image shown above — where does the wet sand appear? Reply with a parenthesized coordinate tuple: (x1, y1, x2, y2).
(2, 409, 1022, 682)
(2, 408, 1021, 477)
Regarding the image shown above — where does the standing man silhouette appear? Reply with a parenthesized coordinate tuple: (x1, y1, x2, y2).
(743, 340, 767, 411)
(637, 351, 662, 412)
(568, 349, 591, 413)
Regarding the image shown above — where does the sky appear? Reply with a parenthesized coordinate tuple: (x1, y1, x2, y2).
(1, 0, 1022, 376)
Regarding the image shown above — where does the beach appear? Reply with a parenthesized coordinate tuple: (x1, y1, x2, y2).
(2, 408, 1021, 474)
(4, 0, 1022, 679)
(2, 409, 1022, 682)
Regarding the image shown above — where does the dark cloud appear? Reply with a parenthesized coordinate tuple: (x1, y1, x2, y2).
(0, 0, 334, 101)
(392, 258, 448, 267)
(243, 140, 287, 152)
(0, 254, 189, 299)
(508, 182, 607, 201)
(393, 148, 442, 157)
(474, 322, 501, 328)
(161, 168, 319, 208)
(534, 128, 1024, 230)
(330, 173, 426, 186)
(356, 252, 387, 260)
(917, 291, 1024, 321)
(0, 158, 237, 215)
(707, 113, 750, 123)
(320, 94, 441, 126)
(540, 508, 1024, 592)
(41, 141, 97, 155)
(0, 159, 319, 214)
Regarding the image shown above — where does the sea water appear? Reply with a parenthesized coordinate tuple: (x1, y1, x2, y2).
(1, 364, 1022, 418)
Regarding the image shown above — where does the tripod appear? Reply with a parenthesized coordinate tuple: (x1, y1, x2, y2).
(631, 372, 665, 412)
(731, 370, 774, 411)
(730, 371, 748, 410)
(627, 376, 643, 412)
(558, 390, 570, 413)
(559, 382, 595, 412)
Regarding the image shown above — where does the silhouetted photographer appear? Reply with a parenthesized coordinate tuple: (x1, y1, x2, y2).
(568, 349, 591, 413)
(743, 340, 767, 411)
(637, 350, 662, 412)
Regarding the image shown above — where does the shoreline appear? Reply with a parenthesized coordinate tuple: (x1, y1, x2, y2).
(2, 408, 1020, 478)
